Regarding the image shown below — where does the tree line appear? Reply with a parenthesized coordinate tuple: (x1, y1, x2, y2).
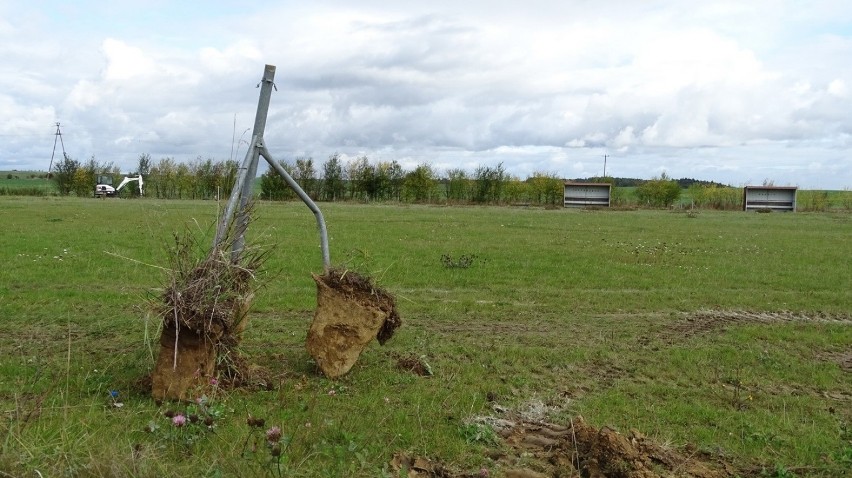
(50, 153, 239, 200)
(259, 154, 568, 205)
(45, 152, 770, 209)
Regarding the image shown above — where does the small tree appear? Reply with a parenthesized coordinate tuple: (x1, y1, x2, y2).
(52, 153, 79, 196)
(137, 153, 152, 177)
(80, 157, 115, 196)
(175, 163, 191, 199)
(446, 168, 471, 203)
(386, 160, 405, 201)
(472, 162, 507, 204)
(221, 159, 239, 198)
(527, 172, 562, 205)
(403, 163, 438, 202)
(260, 160, 295, 201)
(346, 156, 370, 201)
(151, 157, 178, 199)
(635, 172, 681, 207)
(321, 153, 346, 202)
(503, 176, 528, 204)
(373, 162, 394, 201)
(294, 156, 318, 199)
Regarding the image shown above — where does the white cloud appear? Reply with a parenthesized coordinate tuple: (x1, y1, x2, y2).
(0, 95, 55, 135)
(199, 41, 263, 74)
(66, 80, 101, 110)
(102, 38, 156, 81)
(828, 79, 848, 98)
(0, 0, 850, 188)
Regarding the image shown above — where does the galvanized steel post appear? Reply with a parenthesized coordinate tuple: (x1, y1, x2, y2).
(231, 64, 276, 259)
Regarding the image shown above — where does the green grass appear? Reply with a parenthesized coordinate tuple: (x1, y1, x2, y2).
(0, 197, 850, 477)
(0, 171, 56, 195)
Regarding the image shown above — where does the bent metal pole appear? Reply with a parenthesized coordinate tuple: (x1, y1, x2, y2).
(259, 141, 331, 270)
(214, 64, 330, 270)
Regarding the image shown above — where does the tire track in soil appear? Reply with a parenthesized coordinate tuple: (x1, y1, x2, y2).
(652, 310, 851, 344)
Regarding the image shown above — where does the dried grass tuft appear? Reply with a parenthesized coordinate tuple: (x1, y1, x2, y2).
(155, 204, 268, 351)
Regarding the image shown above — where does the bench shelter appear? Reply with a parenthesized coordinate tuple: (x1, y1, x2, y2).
(743, 186, 797, 212)
(563, 182, 611, 208)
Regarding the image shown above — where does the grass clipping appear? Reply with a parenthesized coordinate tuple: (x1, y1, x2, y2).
(151, 215, 267, 401)
(306, 267, 401, 378)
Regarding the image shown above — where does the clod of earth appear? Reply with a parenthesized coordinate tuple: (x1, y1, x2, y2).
(151, 293, 254, 400)
(151, 228, 264, 401)
(151, 325, 215, 400)
(396, 354, 433, 376)
(401, 414, 744, 478)
(306, 268, 400, 378)
(490, 415, 738, 478)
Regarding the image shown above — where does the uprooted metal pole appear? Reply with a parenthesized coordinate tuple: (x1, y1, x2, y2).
(214, 64, 331, 270)
(258, 141, 330, 268)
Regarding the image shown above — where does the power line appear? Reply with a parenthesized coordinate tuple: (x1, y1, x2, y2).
(47, 122, 66, 177)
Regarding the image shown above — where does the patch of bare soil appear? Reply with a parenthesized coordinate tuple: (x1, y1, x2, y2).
(390, 453, 461, 478)
(818, 350, 852, 373)
(652, 310, 851, 344)
(489, 415, 739, 478)
(391, 415, 744, 478)
(395, 353, 434, 376)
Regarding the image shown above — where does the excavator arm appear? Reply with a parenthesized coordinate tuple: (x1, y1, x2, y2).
(115, 175, 144, 196)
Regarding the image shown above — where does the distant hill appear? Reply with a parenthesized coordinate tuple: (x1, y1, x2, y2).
(569, 176, 733, 188)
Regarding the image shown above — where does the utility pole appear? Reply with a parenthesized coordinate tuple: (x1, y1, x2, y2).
(603, 153, 608, 178)
(48, 122, 67, 178)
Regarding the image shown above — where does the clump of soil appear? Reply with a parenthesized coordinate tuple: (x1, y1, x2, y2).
(391, 415, 744, 478)
(150, 221, 267, 401)
(395, 353, 433, 376)
(390, 453, 457, 478)
(306, 267, 401, 378)
(482, 415, 739, 478)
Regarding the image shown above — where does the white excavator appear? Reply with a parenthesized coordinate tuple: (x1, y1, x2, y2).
(95, 174, 144, 198)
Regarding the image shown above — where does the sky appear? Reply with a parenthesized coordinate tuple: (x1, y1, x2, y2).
(1, 0, 851, 189)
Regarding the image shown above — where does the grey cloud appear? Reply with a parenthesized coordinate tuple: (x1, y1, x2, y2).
(1, 1, 851, 189)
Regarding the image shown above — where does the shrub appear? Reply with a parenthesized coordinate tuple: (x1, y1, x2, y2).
(798, 190, 829, 212)
(635, 172, 681, 207)
(260, 160, 296, 201)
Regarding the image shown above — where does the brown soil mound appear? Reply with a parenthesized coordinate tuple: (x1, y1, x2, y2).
(396, 354, 433, 376)
(150, 228, 264, 401)
(489, 415, 739, 478)
(151, 325, 216, 401)
(391, 416, 742, 478)
(306, 268, 401, 378)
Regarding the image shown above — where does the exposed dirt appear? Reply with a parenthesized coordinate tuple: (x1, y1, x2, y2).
(391, 415, 744, 478)
(817, 350, 852, 373)
(150, 222, 264, 401)
(489, 415, 739, 478)
(656, 310, 852, 344)
(306, 268, 401, 378)
(395, 353, 433, 376)
(390, 453, 460, 478)
(151, 325, 216, 401)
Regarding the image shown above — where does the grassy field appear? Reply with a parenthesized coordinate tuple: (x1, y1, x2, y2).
(0, 197, 850, 477)
(0, 172, 56, 195)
